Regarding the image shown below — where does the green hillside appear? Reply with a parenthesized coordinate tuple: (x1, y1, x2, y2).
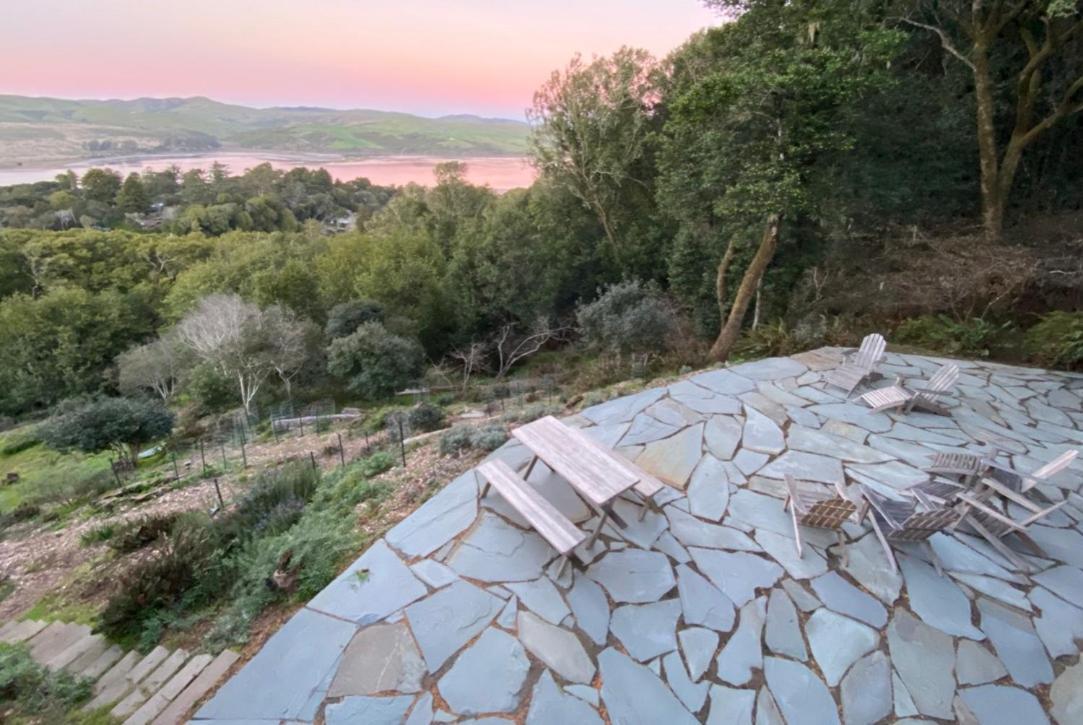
(0, 95, 530, 164)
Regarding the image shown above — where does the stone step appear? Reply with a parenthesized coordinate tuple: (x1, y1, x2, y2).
(94, 650, 142, 695)
(111, 649, 190, 720)
(124, 653, 212, 725)
(152, 650, 240, 725)
(67, 636, 112, 676)
(88, 646, 170, 711)
(0, 619, 47, 644)
(45, 630, 103, 670)
(79, 644, 125, 681)
(29, 622, 87, 663)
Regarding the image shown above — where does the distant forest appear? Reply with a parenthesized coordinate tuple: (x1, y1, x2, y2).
(0, 0, 1081, 419)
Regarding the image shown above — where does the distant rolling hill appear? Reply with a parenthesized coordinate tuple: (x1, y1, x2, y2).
(0, 95, 530, 167)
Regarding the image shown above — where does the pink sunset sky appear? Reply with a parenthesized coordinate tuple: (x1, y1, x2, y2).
(4, 0, 718, 119)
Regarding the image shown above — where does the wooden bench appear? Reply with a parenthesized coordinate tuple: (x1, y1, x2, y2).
(477, 460, 586, 577)
(563, 425, 665, 519)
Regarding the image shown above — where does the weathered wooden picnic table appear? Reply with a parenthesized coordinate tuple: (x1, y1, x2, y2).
(512, 416, 663, 546)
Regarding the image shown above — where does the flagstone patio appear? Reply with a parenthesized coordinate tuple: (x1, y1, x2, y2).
(192, 348, 1083, 725)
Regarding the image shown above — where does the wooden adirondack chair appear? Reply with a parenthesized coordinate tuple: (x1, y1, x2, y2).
(825, 333, 887, 395)
(926, 442, 1002, 484)
(783, 475, 859, 561)
(860, 363, 960, 415)
(1014, 449, 1078, 492)
(858, 485, 960, 573)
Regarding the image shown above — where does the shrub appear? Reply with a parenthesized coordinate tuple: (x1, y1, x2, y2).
(1025, 311, 1083, 369)
(326, 322, 425, 399)
(0, 642, 92, 719)
(183, 363, 237, 413)
(325, 299, 385, 339)
(439, 424, 508, 455)
(40, 397, 174, 464)
(109, 513, 180, 553)
(355, 451, 394, 478)
(407, 402, 445, 433)
(79, 523, 116, 547)
(895, 315, 1011, 358)
(0, 427, 41, 456)
(577, 280, 677, 355)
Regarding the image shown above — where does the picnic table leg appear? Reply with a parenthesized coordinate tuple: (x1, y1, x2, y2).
(587, 509, 610, 548)
(555, 555, 570, 579)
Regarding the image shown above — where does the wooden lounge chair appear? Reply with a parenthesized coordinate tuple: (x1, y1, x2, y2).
(926, 443, 1002, 485)
(477, 459, 586, 577)
(860, 363, 959, 415)
(825, 333, 886, 395)
(858, 485, 959, 573)
(783, 475, 858, 561)
(1010, 449, 1078, 492)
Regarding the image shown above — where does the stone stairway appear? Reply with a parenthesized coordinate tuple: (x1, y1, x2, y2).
(0, 619, 239, 725)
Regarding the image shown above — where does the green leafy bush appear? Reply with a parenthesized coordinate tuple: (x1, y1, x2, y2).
(41, 396, 174, 464)
(0, 642, 92, 720)
(577, 280, 677, 355)
(407, 402, 445, 433)
(79, 523, 116, 547)
(325, 299, 385, 339)
(0, 427, 41, 456)
(439, 424, 508, 455)
(355, 451, 394, 478)
(895, 315, 1011, 358)
(108, 512, 181, 553)
(1025, 311, 1083, 369)
(326, 322, 425, 399)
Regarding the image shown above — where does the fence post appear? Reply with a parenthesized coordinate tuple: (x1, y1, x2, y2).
(271, 418, 279, 443)
(309, 451, 318, 473)
(240, 441, 247, 469)
(213, 477, 225, 510)
(398, 418, 406, 468)
(299, 414, 304, 437)
(219, 442, 228, 472)
(337, 433, 345, 468)
(199, 440, 207, 475)
(171, 453, 180, 480)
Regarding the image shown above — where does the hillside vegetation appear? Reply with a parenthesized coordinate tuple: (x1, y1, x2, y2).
(0, 95, 529, 165)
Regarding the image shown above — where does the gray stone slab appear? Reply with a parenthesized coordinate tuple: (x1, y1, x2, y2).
(959, 685, 1050, 725)
(654, 530, 692, 563)
(755, 528, 828, 579)
(730, 357, 808, 381)
(648, 399, 705, 427)
(689, 547, 782, 607)
(676, 563, 736, 632)
(763, 656, 840, 725)
(704, 417, 743, 460)
(840, 650, 891, 725)
(929, 533, 1025, 583)
(893, 671, 919, 718)
(505, 577, 570, 625)
(866, 434, 936, 466)
(810, 571, 887, 628)
(687, 454, 730, 521)
(607, 498, 669, 548)
(706, 685, 754, 725)
(447, 512, 554, 582)
(496, 596, 517, 629)
(667, 506, 758, 551)
(518, 610, 596, 684)
(405, 580, 503, 671)
(438, 628, 529, 715)
(325, 695, 415, 725)
(308, 539, 428, 625)
(1051, 660, 1083, 725)
(806, 609, 878, 686)
(409, 559, 458, 589)
(808, 403, 893, 433)
(727, 490, 794, 538)
(1030, 586, 1083, 658)
(599, 647, 698, 725)
(847, 460, 930, 491)
(196, 608, 356, 721)
(385, 471, 478, 557)
(565, 684, 600, 706)
(764, 588, 806, 661)
(887, 609, 957, 719)
(755, 686, 785, 725)
(786, 426, 893, 464)
(956, 640, 1008, 686)
(679, 627, 718, 681)
(611, 599, 682, 662)
(693, 369, 757, 396)
(952, 573, 1031, 611)
(742, 407, 785, 455)
(622, 413, 682, 446)
(526, 671, 603, 725)
(978, 598, 1053, 688)
(587, 549, 675, 604)
(405, 693, 434, 725)
(1033, 564, 1083, 603)
(328, 622, 425, 697)
(636, 424, 704, 489)
(900, 554, 984, 639)
(566, 572, 610, 645)
(759, 450, 845, 485)
(664, 650, 710, 712)
(715, 597, 765, 686)
(733, 448, 769, 476)
(580, 387, 666, 425)
(780, 578, 821, 612)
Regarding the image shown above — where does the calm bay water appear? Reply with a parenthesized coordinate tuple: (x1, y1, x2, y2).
(0, 153, 537, 191)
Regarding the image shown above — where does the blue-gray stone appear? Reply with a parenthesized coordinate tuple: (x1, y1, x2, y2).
(410, 559, 458, 589)
(676, 563, 735, 632)
(743, 407, 785, 455)
(196, 608, 357, 721)
(929, 533, 1023, 582)
(893, 671, 919, 718)
(581, 387, 666, 425)
(727, 490, 794, 539)
(496, 595, 517, 629)
(607, 498, 669, 548)
(705, 685, 754, 725)
(518, 610, 596, 684)
(780, 578, 822, 612)
(764, 588, 806, 661)
(635, 423, 704, 489)
(405, 692, 433, 725)
(666, 506, 757, 551)
(805, 609, 878, 686)
(1033, 564, 1083, 603)
(385, 471, 478, 557)
(900, 555, 983, 639)
(663, 650, 709, 712)
(756, 687, 785, 725)
(622, 413, 682, 446)
(598, 648, 698, 725)
(704, 417, 743, 460)
(808, 403, 893, 433)
(610, 599, 682, 662)
(565, 684, 599, 706)
(328, 622, 425, 697)
(447, 512, 554, 582)
(566, 572, 610, 645)
(1051, 661, 1083, 725)
(763, 656, 840, 725)
(733, 448, 769, 476)
(308, 539, 428, 625)
(647, 399, 704, 427)
(715, 597, 765, 686)
(759, 450, 846, 485)
(693, 369, 757, 396)
(730, 357, 808, 381)
(1030, 586, 1083, 658)
(786, 426, 893, 464)
(841, 533, 902, 604)
(952, 573, 1031, 611)
(654, 530, 692, 563)
(689, 547, 782, 607)
(755, 528, 828, 579)
(526, 671, 603, 725)
(679, 627, 718, 681)
(405, 580, 503, 670)
(956, 640, 1008, 685)
(839, 651, 891, 725)
(959, 685, 1050, 725)
(810, 572, 887, 628)
(587, 549, 675, 604)
(438, 628, 529, 715)
(670, 382, 743, 416)
(325, 695, 415, 725)
(978, 598, 1053, 688)
(687, 454, 730, 521)
(887, 610, 956, 719)
(505, 577, 570, 625)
